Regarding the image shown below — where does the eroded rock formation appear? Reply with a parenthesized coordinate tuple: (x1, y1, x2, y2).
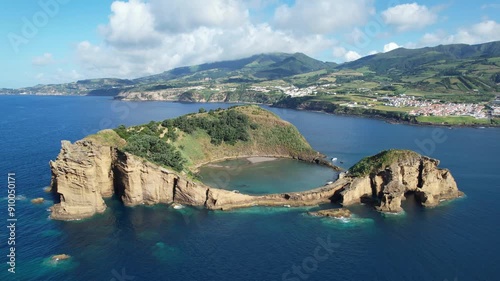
(341, 151, 463, 212)
(50, 140, 113, 220)
(49, 141, 463, 220)
(308, 208, 352, 218)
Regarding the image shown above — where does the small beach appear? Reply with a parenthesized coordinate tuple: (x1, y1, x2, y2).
(246, 156, 277, 164)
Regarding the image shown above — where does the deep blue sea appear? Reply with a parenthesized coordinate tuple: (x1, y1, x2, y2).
(0, 95, 499, 281)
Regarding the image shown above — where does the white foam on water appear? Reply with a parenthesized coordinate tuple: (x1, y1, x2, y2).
(2, 194, 27, 201)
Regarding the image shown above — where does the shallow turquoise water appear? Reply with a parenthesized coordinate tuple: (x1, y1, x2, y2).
(0, 95, 499, 281)
(198, 158, 338, 194)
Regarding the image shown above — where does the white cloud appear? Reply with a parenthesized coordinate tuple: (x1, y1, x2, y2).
(149, 0, 248, 33)
(34, 69, 82, 84)
(332, 47, 362, 62)
(383, 42, 400, 52)
(77, 22, 334, 79)
(345, 28, 366, 45)
(419, 20, 500, 46)
(99, 0, 161, 48)
(382, 3, 437, 31)
(74, 0, 342, 79)
(32, 53, 54, 66)
(332, 47, 347, 58)
(418, 32, 444, 46)
(454, 20, 500, 44)
(345, 51, 362, 62)
(274, 0, 375, 34)
(243, 0, 279, 10)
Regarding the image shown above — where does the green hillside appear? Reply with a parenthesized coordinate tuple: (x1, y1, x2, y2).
(335, 41, 500, 96)
(101, 105, 319, 173)
(135, 52, 336, 84)
(0, 78, 134, 96)
(340, 41, 500, 74)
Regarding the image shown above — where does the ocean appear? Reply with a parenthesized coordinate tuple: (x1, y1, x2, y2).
(0, 95, 499, 281)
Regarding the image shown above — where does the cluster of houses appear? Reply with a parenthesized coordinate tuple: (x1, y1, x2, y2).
(409, 103, 487, 118)
(382, 95, 489, 118)
(493, 107, 500, 116)
(250, 85, 320, 97)
(381, 95, 436, 108)
(492, 96, 500, 117)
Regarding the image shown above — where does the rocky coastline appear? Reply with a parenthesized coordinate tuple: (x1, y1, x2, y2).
(272, 100, 499, 128)
(114, 97, 499, 128)
(49, 138, 463, 220)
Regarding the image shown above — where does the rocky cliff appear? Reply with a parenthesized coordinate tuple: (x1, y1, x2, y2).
(50, 141, 462, 220)
(342, 150, 463, 212)
(116, 89, 283, 104)
(50, 140, 114, 220)
(49, 109, 463, 220)
(49, 136, 346, 220)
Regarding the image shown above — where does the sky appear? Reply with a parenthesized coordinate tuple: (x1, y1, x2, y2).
(1, 0, 499, 88)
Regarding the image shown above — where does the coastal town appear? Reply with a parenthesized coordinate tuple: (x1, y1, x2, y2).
(380, 95, 488, 118)
(408, 102, 487, 118)
(250, 84, 323, 96)
(247, 83, 498, 119)
(129, 81, 499, 120)
(382, 95, 500, 118)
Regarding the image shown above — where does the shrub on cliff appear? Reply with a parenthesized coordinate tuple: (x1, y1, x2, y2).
(115, 125, 130, 139)
(123, 134, 185, 171)
(171, 108, 252, 145)
(349, 149, 420, 177)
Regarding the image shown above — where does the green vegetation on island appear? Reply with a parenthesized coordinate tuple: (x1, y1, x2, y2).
(123, 134, 185, 171)
(349, 150, 421, 177)
(169, 108, 254, 145)
(111, 105, 318, 173)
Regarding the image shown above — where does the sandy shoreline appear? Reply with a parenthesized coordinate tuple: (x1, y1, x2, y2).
(246, 156, 277, 164)
(205, 157, 277, 168)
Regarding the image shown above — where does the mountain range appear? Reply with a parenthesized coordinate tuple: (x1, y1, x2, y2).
(2, 41, 499, 98)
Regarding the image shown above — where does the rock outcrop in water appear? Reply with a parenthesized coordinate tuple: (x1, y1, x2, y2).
(48, 107, 463, 220)
(308, 208, 352, 218)
(49, 137, 346, 220)
(341, 150, 463, 212)
(50, 140, 462, 220)
(50, 140, 113, 220)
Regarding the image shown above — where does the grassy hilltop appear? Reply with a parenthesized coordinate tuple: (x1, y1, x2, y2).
(86, 105, 320, 173)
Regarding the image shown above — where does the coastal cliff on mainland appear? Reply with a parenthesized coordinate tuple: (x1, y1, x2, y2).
(49, 106, 463, 220)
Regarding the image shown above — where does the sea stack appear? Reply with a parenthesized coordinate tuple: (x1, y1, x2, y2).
(341, 150, 463, 213)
